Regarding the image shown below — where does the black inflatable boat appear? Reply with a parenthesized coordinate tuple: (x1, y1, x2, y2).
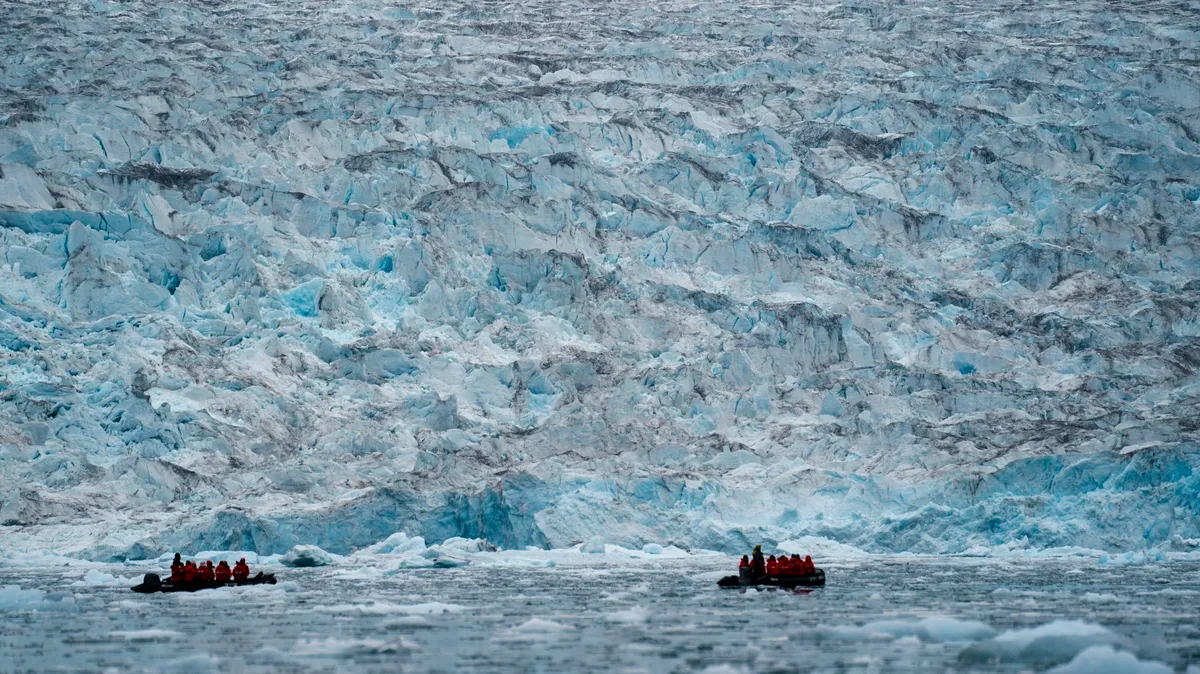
(718, 569, 825, 588)
(131, 572, 277, 593)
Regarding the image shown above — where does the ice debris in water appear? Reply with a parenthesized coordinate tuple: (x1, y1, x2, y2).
(362, 533, 428, 557)
(435, 537, 497, 554)
(816, 617, 996, 643)
(110, 629, 182, 642)
(0, 585, 78, 611)
(807, 615, 1168, 672)
(604, 606, 649, 625)
(72, 569, 135, 587)
(162, 653, 222, 674)
(697, 666, 749, 674)
(292, 638, 411, 656)
(0, 0, 1198, 560)
(513, 618, 571, 633)
(279, 545, 336, 568)
(320, 601, 466, 615)
(1046, 646, 1173, 674)
(421, 550, 471, 568)
(958, 620, 1126, 668)
(417, 536, 493, 567)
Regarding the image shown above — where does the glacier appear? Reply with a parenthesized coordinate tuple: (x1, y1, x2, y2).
(0, 0, 1198, 562)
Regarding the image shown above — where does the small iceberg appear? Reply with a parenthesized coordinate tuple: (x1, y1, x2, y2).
(279, 545, 335, 568)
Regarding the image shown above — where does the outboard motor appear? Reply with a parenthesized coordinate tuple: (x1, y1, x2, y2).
(131, 572, 164, 593)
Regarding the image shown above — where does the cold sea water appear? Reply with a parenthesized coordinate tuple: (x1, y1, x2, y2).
(1, 557, 1199, 673)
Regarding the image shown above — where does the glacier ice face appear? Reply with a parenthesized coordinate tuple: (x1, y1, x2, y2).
(0, 0, 1198, 560)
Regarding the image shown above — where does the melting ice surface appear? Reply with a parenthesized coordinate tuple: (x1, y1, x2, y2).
(2, 0, 1200, 561)
(2, 555, 1199, 673)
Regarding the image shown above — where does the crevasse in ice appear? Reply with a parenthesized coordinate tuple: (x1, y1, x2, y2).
(0, 0, 1197, 560)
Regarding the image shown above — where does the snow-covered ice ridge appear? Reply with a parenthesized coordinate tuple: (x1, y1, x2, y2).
(1, 0, 1198, 561)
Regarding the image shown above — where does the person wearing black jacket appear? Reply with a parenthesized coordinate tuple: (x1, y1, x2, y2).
(750, 545, 766, 576)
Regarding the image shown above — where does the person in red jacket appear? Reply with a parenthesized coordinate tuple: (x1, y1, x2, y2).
(198, 561, 215, 582)
(182, 560, 197, 583)
(804, 555, 815, 574)
(738, 555, 751, 580)
(232, 558, 250, 582)
(766, 555, 778, 576)
(790, 554, 803, 575)
(779, 554, 794, 576)
(169, 553, 184, 583)
(214, 561, 232, 583)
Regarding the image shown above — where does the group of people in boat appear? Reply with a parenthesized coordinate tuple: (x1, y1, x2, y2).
(738, 545, 816, 578)
(169, 553, 252, 584)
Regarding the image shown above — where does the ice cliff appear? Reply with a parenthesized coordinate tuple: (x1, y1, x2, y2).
(1, 0, 1198, 561)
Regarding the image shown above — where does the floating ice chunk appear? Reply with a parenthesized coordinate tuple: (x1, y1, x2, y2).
(642, 543, 663, 555)
(391, 602, 466, 615)
(436, 537, 496, 554)
(383, 616, 430, 629)
(396, 556, 436, 569)
(0, 585, 78, 611)
(73, 569, 135, 587)
(483, 554, 558, 568)
(417, 544, 471, 567)
(580, 537, 606, 554)
(513, 618, 571, 632)
(110, 629, 181, 641)
(817, 616, 994, 643)
(993, 620, 1116, 649)
(293, 637, 411, 656)
(363, 532, 427, 556)
(330, 567, 385, 581)
(697, 665, 749, 674)
(959, 620, 1124, 667)
(495, 617, 575, 643)
(1101, 551, 1168, 566)
(915, 617, 997, 643)
(1081, 593, 1120, 603)
(604, 606, 649, 624)
(320, 602, 415, 615)
(0, 584, 49, 608)
(280, 545, 335, 567)
(1047, 646, 1172, 674)
(163, 653, 221, 673)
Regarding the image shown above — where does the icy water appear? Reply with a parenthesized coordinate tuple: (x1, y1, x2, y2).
(2, 558, 1200, 673)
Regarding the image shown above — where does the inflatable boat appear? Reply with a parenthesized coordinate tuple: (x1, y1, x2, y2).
(717, 569, 825, 588)
(131, 572, 277, 593)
